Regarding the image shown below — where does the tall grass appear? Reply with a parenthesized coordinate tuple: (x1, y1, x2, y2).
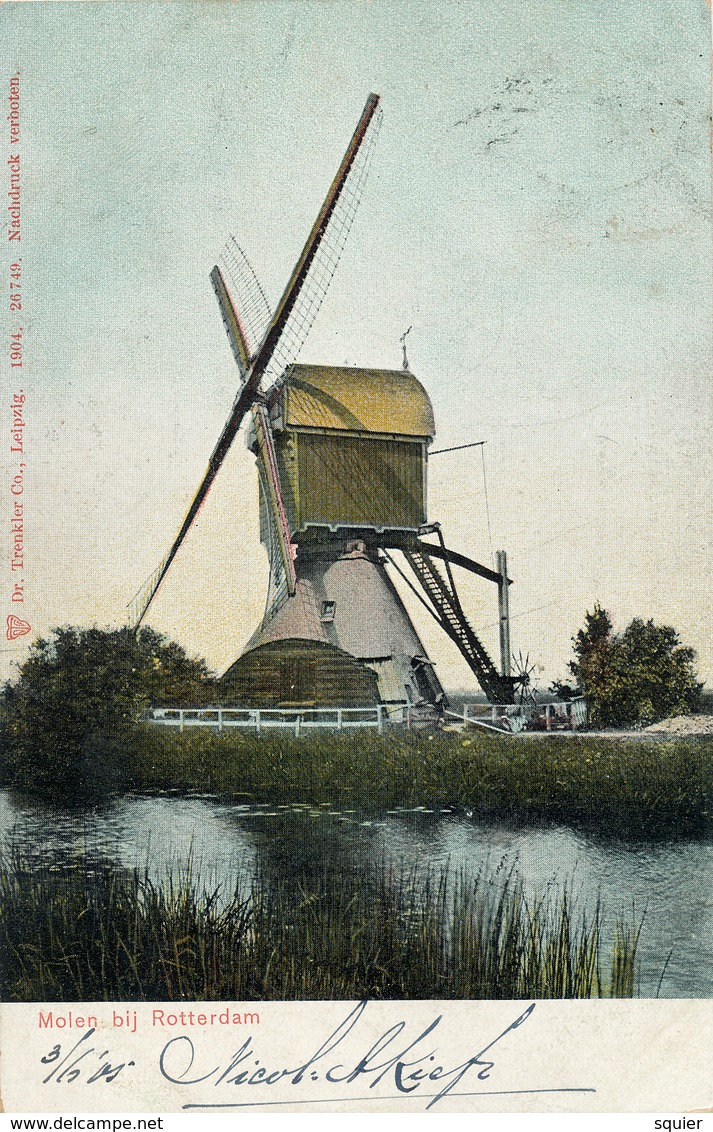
(0, 850, 640, 1001)
(125, 727, 713, 835)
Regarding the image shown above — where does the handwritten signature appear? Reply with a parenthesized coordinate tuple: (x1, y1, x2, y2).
(159, 1000, 594, 1111)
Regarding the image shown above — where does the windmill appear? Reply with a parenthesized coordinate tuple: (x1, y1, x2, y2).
(130, 94, 519, 720)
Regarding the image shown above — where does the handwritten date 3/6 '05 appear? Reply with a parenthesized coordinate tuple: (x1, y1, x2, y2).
(41, 1030, 135, 1085)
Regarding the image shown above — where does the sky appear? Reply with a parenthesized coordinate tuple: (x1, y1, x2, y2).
(2, 0, 712, 694)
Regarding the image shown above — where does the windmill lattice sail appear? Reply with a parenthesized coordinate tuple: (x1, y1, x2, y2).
(216, 238, 272, 376)
(129, 93, 382, 631)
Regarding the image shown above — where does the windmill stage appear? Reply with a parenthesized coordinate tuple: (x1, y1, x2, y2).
(132, 94, 529, 727)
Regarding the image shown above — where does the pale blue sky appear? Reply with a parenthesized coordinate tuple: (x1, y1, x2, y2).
(3, 0, 711, 690)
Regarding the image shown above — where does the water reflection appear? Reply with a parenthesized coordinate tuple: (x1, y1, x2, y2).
(1, 789, 711, 998)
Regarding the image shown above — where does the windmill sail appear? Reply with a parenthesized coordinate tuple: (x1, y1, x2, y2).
(256, 452, 290, 623)
(130, 93, 382, 629)
(251, 401, 296, 594)
(210, 254, 297, 594)
(257, 93, 382, 389)
(211, 239, 273, 378)
(210, 264, 253, 378)
(219, 238, 272, 371)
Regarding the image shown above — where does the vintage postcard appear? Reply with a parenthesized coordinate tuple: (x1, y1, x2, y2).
(1, 0, 711, 1118)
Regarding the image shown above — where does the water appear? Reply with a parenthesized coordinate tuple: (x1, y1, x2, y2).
(1, 788, 711, 998)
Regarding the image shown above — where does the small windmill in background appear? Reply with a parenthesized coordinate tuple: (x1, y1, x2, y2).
(129, 94, 519, 720)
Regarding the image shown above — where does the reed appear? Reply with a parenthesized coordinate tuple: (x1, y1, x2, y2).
(0, 850, 640, 1002)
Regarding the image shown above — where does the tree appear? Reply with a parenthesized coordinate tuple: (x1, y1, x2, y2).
(568, 605, 701, 728)
(567, 604, 617, 727)
(3, 626, 213, 798)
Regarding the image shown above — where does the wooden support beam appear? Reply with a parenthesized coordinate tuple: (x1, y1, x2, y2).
(415, 539, 508, 587)
(496, 549, 511, 679)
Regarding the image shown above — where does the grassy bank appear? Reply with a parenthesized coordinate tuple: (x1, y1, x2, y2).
(124, 726, 713, 835)
(0, 852, 640, 1001)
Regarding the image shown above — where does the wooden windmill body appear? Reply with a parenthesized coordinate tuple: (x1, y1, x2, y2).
(133, 95, 520, 717)
(222, 363, 445, 717)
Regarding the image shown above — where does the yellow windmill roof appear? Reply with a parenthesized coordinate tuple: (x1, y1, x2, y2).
(280, 364, 435, 439)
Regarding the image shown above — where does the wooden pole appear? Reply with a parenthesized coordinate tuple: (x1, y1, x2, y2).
(497, 550, 511, 679)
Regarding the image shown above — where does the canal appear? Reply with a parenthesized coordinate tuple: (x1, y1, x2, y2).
(1, 790, 711, 998)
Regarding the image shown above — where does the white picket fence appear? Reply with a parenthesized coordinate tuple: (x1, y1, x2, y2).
(145, 705, 388, 736)
(145, 698, 588, 737)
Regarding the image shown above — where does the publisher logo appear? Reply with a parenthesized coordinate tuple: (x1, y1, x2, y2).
(6, 613, 30, 640)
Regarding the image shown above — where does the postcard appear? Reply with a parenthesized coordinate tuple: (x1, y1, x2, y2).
(1, 0, 711, 1118)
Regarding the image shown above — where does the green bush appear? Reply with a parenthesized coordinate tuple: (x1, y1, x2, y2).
(1, 626, 213, 799)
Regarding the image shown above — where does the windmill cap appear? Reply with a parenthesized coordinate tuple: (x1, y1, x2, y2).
(280, 363, 435, 439)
